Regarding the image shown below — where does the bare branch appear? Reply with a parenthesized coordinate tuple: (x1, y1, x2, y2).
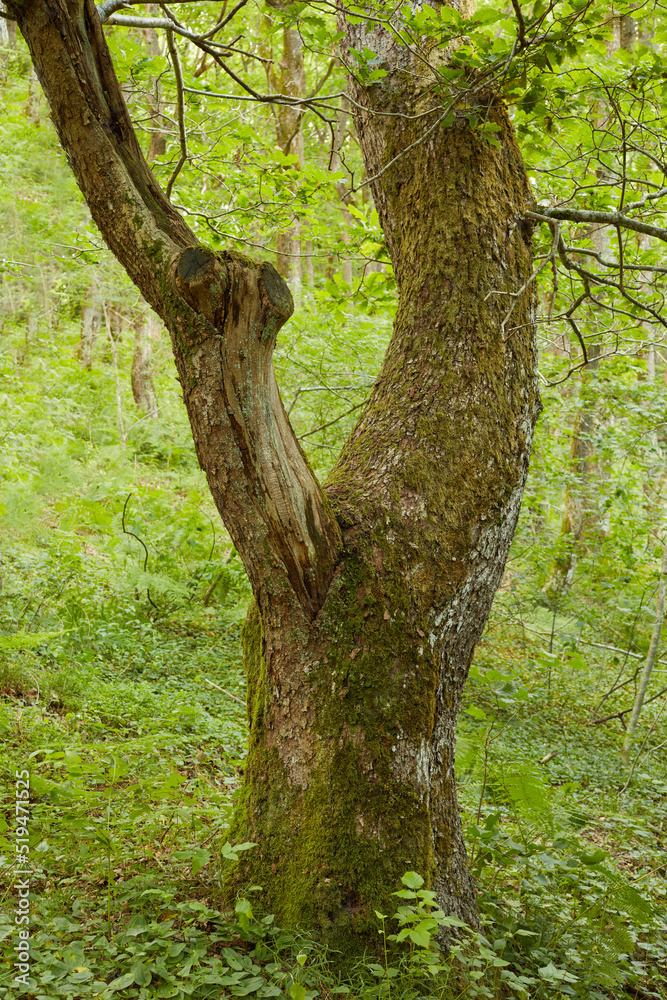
(164, 25, 187, 199)
(98, 0, 211, 21)
(526, 207, 667, 243)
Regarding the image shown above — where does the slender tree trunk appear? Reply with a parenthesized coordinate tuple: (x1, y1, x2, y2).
(0, 0, 16, 46)
(142, 10, 167, 162)
(0, 5, 9, 46)
(544, 344, 603, 596)
(544, 10, 635, 599)
(622, 539, 667, 765)
(131, 310, 160, 417)
(78, 280, 102, 369)
(271, 23, 305, 298)
(11, 0, 539, 952)
(331, 97, 353, 291)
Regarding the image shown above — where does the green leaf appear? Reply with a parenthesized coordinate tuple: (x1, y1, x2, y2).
(400, 871, 425, 890)
(108, 972, 135, 990)
(132, 963, 152, 987)
(408, 928, 432, 948)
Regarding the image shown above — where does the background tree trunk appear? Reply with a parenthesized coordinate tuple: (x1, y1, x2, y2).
(142, 9, 167, 163)
(78, 280, 102, 369)
(330, 97, 354, 292)
(543, 344, 603, 596)
(0, 5, 9, 46)
(131, 310, 160, 417)
(271, 22, 305, 298)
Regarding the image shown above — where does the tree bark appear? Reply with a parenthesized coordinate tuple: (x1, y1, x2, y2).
(233, 8, 539, 948)
(10, 0, 540, 952)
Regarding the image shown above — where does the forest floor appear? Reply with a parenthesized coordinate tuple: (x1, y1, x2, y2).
(1, 529, 666, 999)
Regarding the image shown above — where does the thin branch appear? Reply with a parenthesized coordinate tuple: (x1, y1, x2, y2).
(98, 0, 212, 21)
(566, 316, 588, 365)
(107, 12, 204, 39)
(202, 676, 244, 705)
(122, 493, 161, 613)
(202, 0, 248, 37)
(526, 207, 667, 244)
(510, 0, 527, 47)
(349, 105, 455, 194)
(122, 493, 149, 572)
(593, 686, 667, 726)
(164, 23, 187, 199)
(297, 401, 366, 440)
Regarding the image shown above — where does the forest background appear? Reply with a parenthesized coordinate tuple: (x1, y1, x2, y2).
(1, 0, 667, 997)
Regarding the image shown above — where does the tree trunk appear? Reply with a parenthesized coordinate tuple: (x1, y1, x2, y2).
(0, 5, 9, 46)
(131, 310, 160, 417)
(10, 0, 539, 952)
(78, 280, 102, 369)
(622, 538, 667, 766)
(271, 23, 305, 297)
(0, 1, 16, 47)
(234, 11, 540, 948)
(544, 344, 603, 596)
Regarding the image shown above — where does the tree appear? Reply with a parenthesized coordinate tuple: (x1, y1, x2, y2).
(7, 0, 540, 949)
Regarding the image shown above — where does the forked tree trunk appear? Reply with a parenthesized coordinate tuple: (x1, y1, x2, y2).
(10, 0, 539, 951)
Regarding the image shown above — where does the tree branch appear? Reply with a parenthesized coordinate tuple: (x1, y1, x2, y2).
(526, 207, 667, 243)
(163, 23, 187, 199)
(97, 0, 213, 20)
(9, 0, 340, 621)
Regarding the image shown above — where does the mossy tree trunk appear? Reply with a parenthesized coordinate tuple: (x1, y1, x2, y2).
(10, 0, 539, 952)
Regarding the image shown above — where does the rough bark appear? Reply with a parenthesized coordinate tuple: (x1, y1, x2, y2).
(11, 0, 540, 953)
